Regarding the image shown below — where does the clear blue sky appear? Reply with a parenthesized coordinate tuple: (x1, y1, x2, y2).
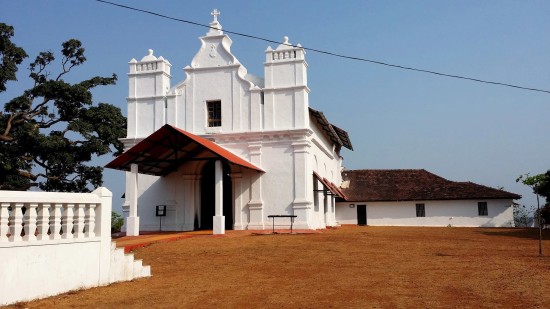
(2, 0, 549, 214)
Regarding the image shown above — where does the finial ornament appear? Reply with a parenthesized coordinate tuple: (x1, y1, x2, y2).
(211, 9, 220, 22)
(283, 36, 289, 45)
(148, 49, 154, 56)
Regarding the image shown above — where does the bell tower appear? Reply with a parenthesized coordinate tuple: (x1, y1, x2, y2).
(127, 49, 172, 138)
(263, 36, 309, 129)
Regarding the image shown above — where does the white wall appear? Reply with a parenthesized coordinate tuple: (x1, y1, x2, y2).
(1, 188, 150, 306)
(308, 116, 344, 228)
(0, 188, 152, 306)
(2, 241, 105, 305)
(336, 199, 514, 227)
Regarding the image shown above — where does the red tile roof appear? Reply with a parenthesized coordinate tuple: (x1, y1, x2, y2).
(340, 169, 520, 202)
(313, 171, 344, 198)
(309, 108, 353, 150)
(106, 124, 263, 176)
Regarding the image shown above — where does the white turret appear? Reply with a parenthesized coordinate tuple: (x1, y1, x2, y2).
(128, 49, 171, 98)
(263, 36, 310, 129)
(264, 36, 307, 88)
(127, 49, 172, 138)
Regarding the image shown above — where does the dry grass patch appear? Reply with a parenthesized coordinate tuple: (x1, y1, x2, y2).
(8, 226, 550, 308)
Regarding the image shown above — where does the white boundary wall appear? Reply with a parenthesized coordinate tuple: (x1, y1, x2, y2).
(336, 199, 514, 227)
(0, 187, 145, 306)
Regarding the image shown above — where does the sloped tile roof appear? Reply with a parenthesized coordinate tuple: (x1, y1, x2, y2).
(340, 169, 520, 202)
(313, 171, 345, 199)
(309, 107, 353, 150)
(106, 124, 264, 176)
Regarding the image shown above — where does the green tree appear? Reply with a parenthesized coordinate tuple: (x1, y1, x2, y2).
(0, 23, 126, 192)
(517, 171, 550, 256)
(537, 170, 550, 205)
(517, 171, 550, 204)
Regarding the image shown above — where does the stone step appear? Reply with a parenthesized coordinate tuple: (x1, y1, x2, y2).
(109, 241, 151, 282)
(133, 259, 143, 278)
(141, 265, 151, 277)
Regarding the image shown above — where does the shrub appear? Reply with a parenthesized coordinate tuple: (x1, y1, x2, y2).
(513, 204, 533, 227)
(111, 211, 124, 233)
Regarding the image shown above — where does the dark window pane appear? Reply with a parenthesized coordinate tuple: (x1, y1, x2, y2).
(416, 203, 425, 217)
(478, 202, 488, 216)
(207, 101, 221, 127)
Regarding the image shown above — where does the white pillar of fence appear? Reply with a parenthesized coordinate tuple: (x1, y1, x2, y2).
(93, 186, 113, 285)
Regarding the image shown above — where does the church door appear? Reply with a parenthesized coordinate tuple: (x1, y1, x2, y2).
(200, 161, 233, 230)
(357, 205, 367, 226)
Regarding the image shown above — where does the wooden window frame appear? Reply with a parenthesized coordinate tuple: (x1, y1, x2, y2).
(207, 100, 221, 127)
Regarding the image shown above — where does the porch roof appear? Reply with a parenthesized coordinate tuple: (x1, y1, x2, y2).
(313, 171, 345, 199)
(106, 124, 264, 176)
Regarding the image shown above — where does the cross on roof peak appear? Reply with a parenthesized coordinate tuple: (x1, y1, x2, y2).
(211, 9, 220, 22)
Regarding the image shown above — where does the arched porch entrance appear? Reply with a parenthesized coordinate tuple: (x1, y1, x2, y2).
(106, 124, 264, 235)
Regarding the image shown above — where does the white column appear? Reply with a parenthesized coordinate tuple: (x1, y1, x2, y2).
(326, 195, 334, 226)
(323, 193, 329, 227)
(247, 142, 264, 229)
(231, 173, 243, 230)
(332, 196, 339, 226)
(182, 174, 196, 231)
(126, 163, 140, 236)
(250, 88, 262, 131)
(291, 140, 312, 229)
(213, 160, 225, 234)
(194, 175, 202, 230)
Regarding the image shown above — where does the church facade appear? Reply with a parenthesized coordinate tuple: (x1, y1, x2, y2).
(108, 10, 351, 235)
(108, 10, 519, 234)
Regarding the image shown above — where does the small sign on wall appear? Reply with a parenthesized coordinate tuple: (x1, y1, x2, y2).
(156, 205, 167, 217)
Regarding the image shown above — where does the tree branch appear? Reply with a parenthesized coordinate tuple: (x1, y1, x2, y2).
(1, 113, 19, 141)
(18, 169, 38, 181)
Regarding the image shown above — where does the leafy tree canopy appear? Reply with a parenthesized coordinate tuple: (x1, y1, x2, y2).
(0, 23, 126, 192)
(516, 170, 550, 205)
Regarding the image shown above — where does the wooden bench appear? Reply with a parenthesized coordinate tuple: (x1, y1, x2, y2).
(267, 215, 298, 234)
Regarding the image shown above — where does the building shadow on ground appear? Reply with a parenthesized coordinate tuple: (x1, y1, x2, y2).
(477, 228, 550, 240)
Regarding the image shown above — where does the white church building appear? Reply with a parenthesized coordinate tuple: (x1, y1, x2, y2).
(107, 10, 519, 235)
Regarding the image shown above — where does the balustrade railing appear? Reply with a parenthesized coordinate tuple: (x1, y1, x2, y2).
(0, 193, 102, 243)
(272, 50, 297, 61)
(135, 62, 158, 72)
